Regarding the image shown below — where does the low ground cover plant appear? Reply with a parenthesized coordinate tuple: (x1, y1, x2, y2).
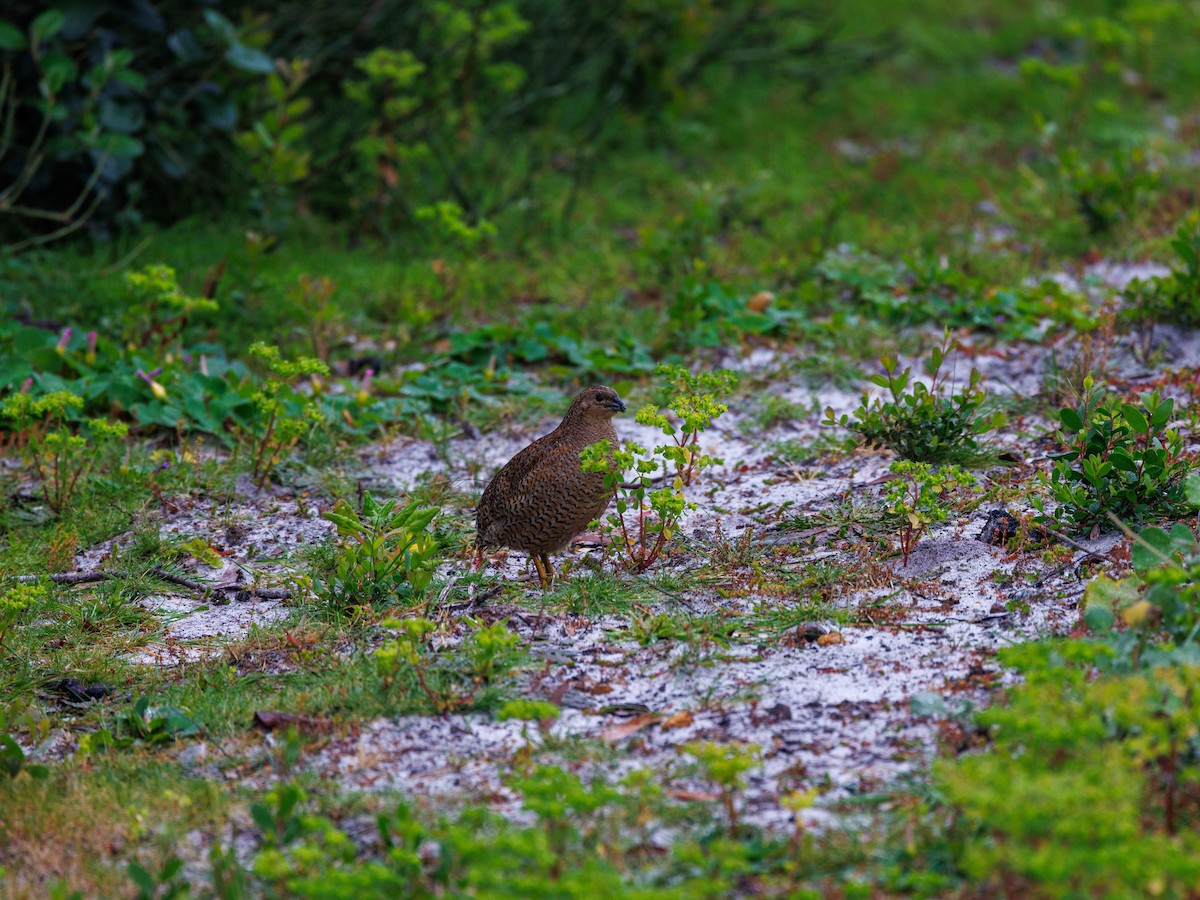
(580, 365, 736, 573)
(825, 331, 1004, 464)
(1035, 377, 1193, 530)
(374, 617, 523, 714)
(885, 461, 976, 566)
(316, 493, 440, 613)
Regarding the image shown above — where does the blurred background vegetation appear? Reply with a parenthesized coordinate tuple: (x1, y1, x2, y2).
(0, 0, 1198, 411)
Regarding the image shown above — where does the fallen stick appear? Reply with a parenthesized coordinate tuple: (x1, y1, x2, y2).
(16, 567, 291, 600)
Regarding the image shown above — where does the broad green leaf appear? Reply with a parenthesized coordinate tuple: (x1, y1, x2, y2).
(0, 734, 26, 778)
(1185, 473, 1200, 507)
(31, 9, 65, 42)
(0, 21, 27, 50)
(226, 43, 274, 73)
(1108, 449, 1137, 472)
(1150, 396, 1174, 427)
(1059, 407, 1084, 431)
(1081, 605, 1114, 633)
(40, 51, 77, 93)
(1131, 526, 1187, 572)
(1121, 404, 1148, 435)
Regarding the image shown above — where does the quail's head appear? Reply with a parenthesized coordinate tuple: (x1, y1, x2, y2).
(571, 385, 627, 421)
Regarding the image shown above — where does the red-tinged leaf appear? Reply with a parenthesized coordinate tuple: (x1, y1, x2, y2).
(667, 789, 720, 802)
(599, 713, 661, 742)
(252, 711, 335, 733)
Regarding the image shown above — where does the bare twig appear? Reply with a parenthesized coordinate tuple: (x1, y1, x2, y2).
(16, 568, 291, 600)
(1039, 525, 1110, 561)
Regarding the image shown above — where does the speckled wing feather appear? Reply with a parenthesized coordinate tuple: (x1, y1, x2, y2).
(480, 439, 588, 540)
(476, 385, 622, 563)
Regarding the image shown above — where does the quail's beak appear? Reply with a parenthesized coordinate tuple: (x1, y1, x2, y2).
(606, 397, 627, 413)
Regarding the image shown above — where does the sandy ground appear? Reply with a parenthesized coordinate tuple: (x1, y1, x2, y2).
(41, 261, 1199, 829)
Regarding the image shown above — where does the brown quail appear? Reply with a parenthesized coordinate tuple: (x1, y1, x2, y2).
(476, 385, 626, 586)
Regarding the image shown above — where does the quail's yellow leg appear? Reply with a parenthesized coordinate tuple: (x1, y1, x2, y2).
(534, 554, 555, 589)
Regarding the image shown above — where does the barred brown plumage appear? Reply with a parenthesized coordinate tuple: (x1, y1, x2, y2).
(475, 385, 626, 586)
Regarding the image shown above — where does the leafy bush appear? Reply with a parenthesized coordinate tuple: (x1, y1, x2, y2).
(317, 493, 440, 612)
(172, 765, 795, 897)
(1121, 217, 1200, 335)
(824, 332, 1004, 464)
(1080, 476, 1200, 667)
(681, 740, 761, 836)
(1, 2, 881, 248)
(0, 5, 279, 247)
(935, 643, 1200, 897)
(580, 365, 735, 573)
(884, 461, 976, 566)
(374, 617, 523, 714)
(0, 389, 128, 513)
(666, 279, 808, 348)
(1036, 378, 1193, 530)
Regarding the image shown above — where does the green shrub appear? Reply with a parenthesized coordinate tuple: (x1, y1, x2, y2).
(824, 331, 1004, 464)
(884, 461, 976, 566)
(936, 645, 1200, 897)
(1035, 378, 1193, 530)
(1080, 476, 1200, 667)
(122, 264, 218, 354)
(317, 492, 440, 612)
(0, 5, 277, 248)
(1121, 217, 1200, 334)
(1, 2, 881, 247)
(580, 365, 735, 573)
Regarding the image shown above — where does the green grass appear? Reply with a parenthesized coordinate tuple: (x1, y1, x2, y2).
(3, 0, 1200, 895)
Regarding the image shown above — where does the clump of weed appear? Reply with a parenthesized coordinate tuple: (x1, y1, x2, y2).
(1120, 217, 1200, 357)
(1035, 377, 1193, 531)
(1, 390, 129, 514)
(316, 492, 440, 613)
(681, 740, 761, 837)
(243, 342, 330, 489)
(1042, 301, 1119, 406)
(375, 617, 522, 714)
(885, 461, 976, 566)
(825, 331, 1004, 464)
(0, 582, 44, 653)
(581, 365, 736, 573)
(122, 263, 218, 355)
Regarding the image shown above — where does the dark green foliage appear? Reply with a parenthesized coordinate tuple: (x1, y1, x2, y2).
(1037, 379, 1193, 530)
(1121, 218, 1200, 331)
(317, 493, 440, 611)
(824, 332, 1004, 464)
(0, 5, 274, 246)
(0, 1, 879, 249)
(1080, 479, 1200, 668)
